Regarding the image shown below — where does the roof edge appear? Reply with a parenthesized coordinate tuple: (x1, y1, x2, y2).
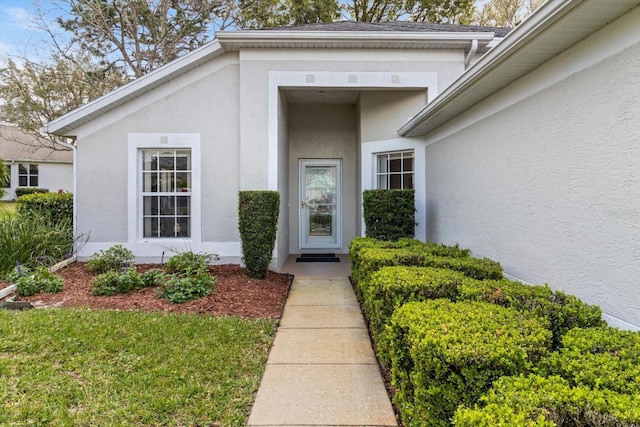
(43, 40, 225, 136)
(398, 0, 583, 137)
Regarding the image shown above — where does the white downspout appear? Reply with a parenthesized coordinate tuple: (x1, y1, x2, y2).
(51, 136, 78, 254)
(464, 39, 479, 68)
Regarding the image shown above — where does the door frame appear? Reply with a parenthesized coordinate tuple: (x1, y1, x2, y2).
(299, 159, 342, 250)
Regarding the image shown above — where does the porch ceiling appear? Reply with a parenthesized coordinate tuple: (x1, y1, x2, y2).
(284, 89, 360, 105)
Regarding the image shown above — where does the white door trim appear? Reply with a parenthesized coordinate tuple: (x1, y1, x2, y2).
(299, 159, 342, 250)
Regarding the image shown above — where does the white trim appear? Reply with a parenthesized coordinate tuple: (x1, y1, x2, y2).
(127, 133, 201, 246)
(217, 30, 495, 49)
(268, 71, 437, 190)
(299, 159, 342, 250)
(399, 0, 640, 137)
(360, 138, 426, 240)
(77, 241, 242, 263)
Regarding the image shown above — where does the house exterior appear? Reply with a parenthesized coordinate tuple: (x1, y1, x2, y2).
(399, 0, 640, 330)
(44, 0, 640, 329)
(0, 125, 73, 200)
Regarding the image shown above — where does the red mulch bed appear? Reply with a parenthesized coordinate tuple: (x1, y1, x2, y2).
(9, 263, 292, 319)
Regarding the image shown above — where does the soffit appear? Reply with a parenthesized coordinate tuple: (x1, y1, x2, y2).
(400, 0, 640, 137)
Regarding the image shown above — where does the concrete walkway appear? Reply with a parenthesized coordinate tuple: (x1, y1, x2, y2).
(248, 276, 397, 426)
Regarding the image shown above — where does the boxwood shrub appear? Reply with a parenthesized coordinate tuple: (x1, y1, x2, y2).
(238, 191, 279, 279)
(351, 247, 501, 291)
(453, 374, 640, 427)
(537, 327, 640, 395)
(15, 187, 48, 198)
(459, 279, 604, 349)
(363, 189, 415, 241)
(362, 266, 475, 346)
(383, 300, 551, 427)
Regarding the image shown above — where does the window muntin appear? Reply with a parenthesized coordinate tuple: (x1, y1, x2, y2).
(18, 163, 38, 187)
(376, 151, 414, 190)
(141, 149, 191, 238)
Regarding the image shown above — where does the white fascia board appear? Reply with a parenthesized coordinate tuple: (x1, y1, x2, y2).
(43, 41, 225, 137)
(398, 0, 639, 137)
(216, 30, 495, 48)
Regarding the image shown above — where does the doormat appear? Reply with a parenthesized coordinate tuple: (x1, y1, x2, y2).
(296, 253, 340, 263)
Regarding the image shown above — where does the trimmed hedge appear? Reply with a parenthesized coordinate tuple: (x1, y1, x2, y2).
(384, 300, 551, 427)
(351, 247, 502, 290)
(238, 191, 279, 279)
(459, 279, 604, 349)
(16, 191, 73, 226)
(15, 187, 48, 197)
(362, 266, 476, 345)
(453, 374, 640, 427)
(537, 327, 640, 395)
(363, 189, 416, 241)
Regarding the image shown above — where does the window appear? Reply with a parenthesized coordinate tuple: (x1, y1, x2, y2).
(141, 149, 191, 238)
(2, 164, 10, 188)
(18, 163, 38, 187)
(376, 151, 414, 189)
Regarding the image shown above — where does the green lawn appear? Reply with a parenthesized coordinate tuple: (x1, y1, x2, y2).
(0, 201, 17, 214)
(0, 309, 276, 426)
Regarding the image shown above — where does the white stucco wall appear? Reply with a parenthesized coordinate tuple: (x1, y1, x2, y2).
(70, 46, 470, 266)
(423, 9, 640, 328)
(74, 54, 241, 261)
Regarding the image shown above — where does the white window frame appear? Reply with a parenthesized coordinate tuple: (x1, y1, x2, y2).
(141, 149, 193, 239)
(128, 134, 201, 244)
(375, 150, 415, 190)
(361, 138, 426, 240)
(18, 163, 38, 187)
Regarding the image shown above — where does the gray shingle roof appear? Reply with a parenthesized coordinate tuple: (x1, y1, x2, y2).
(0, 125, 72, 163)
(264, 20, 511, 38)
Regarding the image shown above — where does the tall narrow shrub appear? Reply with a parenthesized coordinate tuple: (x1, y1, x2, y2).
(238, 191, 279, 279)
(363, 189, 415, 241)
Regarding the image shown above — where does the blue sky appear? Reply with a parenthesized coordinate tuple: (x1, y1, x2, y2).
(0, 0, 68, 59)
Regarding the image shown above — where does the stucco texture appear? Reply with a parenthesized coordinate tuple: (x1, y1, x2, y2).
(424, 31, 640, 326)
(76, 60, 240, 243)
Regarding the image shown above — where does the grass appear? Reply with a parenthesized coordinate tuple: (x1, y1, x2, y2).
(0, 309, 277, 426)
(0, 201, 17, 215)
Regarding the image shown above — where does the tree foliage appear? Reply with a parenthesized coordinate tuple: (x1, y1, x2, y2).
(235, 0, 339, 28)
(57, 0, 227, 78)
(0, 54, 126, 143)
(474, 0, 545, 27)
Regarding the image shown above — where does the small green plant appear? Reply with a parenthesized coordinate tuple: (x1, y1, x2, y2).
(86, 244, 135, 274)
(92, 267, 166, 296)
(8, 263, 64, 296)
(166, 251, 216, 275)
(238, 191, 279, 279)
(157, 272, 216, 304)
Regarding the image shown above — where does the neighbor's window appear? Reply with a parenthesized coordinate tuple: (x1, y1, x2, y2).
(376, 151, 414, 189)
(141, 149, 191, 238)
(18, 163, 38, 187)
(2, 164, 10, 188)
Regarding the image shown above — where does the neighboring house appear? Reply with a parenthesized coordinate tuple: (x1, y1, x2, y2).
(44, 0, 640, 328)
(0, 125, 73, 200)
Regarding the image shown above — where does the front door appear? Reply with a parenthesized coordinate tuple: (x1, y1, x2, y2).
(299, 159, 342, 249)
